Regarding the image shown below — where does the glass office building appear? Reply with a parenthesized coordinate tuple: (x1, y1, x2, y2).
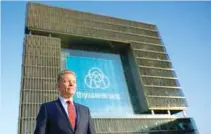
(18, 2, 198, 134)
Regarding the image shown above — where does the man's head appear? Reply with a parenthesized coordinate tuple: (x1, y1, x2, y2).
(56, 70, 76, 99)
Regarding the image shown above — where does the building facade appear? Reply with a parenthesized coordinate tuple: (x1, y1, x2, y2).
(18, 2, 198, 134)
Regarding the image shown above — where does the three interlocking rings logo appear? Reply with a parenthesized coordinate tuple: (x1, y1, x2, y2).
(85, 67, 110, 89)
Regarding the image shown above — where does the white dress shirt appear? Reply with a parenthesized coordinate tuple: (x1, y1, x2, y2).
(58, 96, 76, 118)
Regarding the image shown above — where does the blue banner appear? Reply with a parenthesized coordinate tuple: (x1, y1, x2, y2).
(62, 49, 134, 117)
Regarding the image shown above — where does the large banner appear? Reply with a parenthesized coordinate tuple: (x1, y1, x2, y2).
(62, 49, 134, 117)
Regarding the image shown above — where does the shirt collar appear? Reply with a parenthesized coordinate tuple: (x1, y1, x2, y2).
(59, 95, 73, 104)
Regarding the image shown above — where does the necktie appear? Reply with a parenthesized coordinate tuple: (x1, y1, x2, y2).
(66, 101, 76, 129)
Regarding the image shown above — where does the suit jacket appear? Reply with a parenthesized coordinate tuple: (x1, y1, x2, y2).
(34, 98, 96, 134)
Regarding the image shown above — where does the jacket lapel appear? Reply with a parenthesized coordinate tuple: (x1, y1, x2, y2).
(74, 102, 81, 132)
(55, 99, 74, 132)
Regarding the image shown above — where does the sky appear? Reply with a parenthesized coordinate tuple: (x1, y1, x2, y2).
(1, 1, 211, 134)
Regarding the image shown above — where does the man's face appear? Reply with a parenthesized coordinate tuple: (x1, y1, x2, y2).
(57, 73, 76, 98)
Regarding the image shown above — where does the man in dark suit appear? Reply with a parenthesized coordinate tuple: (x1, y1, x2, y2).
(34, 70, 96, 134)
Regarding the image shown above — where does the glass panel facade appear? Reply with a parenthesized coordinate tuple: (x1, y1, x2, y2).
(61, 49, 134, 117)
(144, 87, 184, 97)
(136, 58, 172, 68)
(139, 67, 175, 77)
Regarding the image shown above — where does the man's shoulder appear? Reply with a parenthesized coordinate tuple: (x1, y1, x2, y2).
(41, 99, 58, 107)
(74, 102, 90, 110)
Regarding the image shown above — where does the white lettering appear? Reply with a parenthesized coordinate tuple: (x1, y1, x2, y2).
(76, 91, 121, 100)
